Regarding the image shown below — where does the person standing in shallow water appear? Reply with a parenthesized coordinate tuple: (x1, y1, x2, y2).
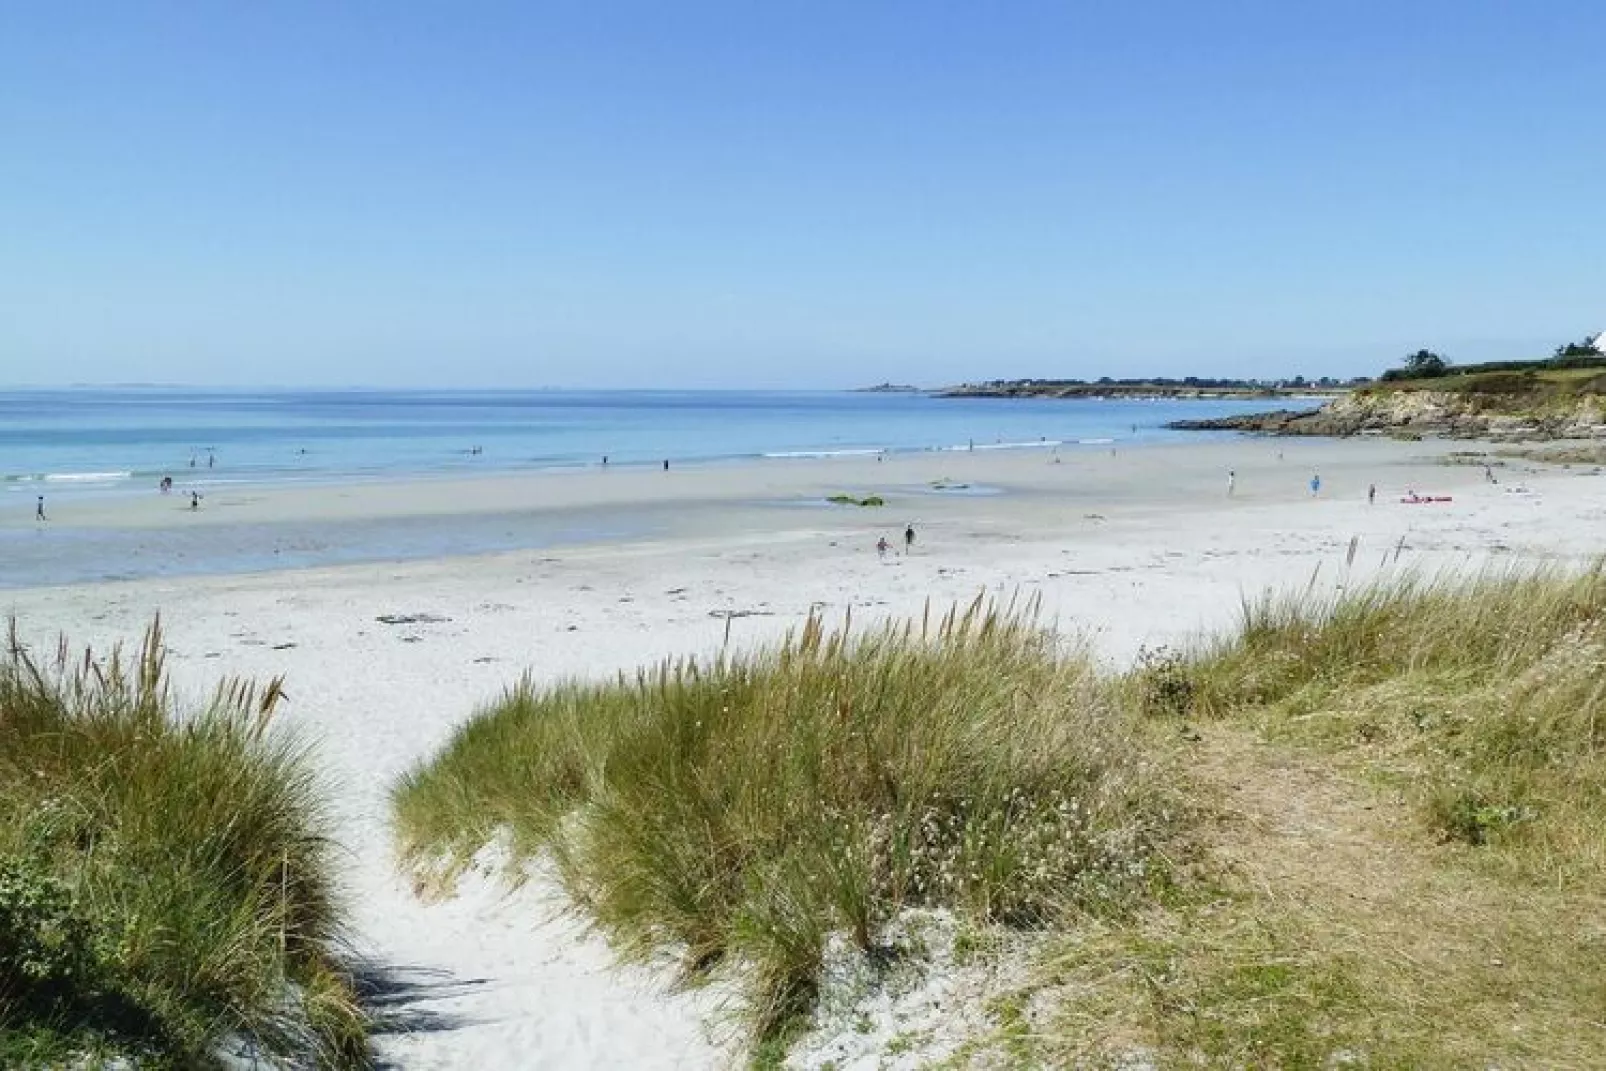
(36, 496, 45, 521)
(904, 524, 916, 553)
(1310, 473, 1321, 497)
(1368, 483, 1376, 505)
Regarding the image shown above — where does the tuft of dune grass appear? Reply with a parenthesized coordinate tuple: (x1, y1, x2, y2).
(393, 598, 1182, 1046)
(0, 622, 367, 1068)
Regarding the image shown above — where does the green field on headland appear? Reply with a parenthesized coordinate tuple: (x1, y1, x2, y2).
(394, 571, 1606, 1066)
(1171, 346, 1606, 439)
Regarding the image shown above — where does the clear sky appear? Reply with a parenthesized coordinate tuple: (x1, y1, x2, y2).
(2, 2, 1602, 389)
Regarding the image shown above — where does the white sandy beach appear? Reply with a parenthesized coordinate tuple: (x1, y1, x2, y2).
(4, 437, 1600, 1069)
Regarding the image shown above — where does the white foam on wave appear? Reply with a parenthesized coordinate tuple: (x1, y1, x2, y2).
(764, 448, 884, 459)
(1078, 437, 1114, 445)
(43, 471, 132, 483)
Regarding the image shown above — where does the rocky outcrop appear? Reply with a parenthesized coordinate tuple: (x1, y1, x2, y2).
(1170, 388, 1606, 441)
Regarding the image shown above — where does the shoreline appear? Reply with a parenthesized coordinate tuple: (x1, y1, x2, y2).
(5, 435, 1484, 589)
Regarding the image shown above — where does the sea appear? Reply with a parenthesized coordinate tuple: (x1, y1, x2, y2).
(1, 387, 1313, 497)
(0, 388, 1318, 587)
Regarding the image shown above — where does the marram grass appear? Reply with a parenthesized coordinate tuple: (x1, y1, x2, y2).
(0, 622, 367, 1068)
(393, 598, 1181, 1045)
(402, 567, 1606, 1067)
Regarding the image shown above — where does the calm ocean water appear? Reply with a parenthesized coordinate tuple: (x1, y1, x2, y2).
(2, 388, 1313, 498)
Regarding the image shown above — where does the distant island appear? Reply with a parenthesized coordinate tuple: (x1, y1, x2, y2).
(854, 382, 922, 393)
(935, 376, 1356, 400)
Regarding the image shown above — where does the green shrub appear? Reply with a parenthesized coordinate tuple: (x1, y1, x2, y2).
(0, 856, 101, 1015)
(394, 599, 1180, 1047)
(1131, 645, 1196, 718)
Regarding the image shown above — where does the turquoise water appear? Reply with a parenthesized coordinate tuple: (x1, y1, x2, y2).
(1, 388, 1315, 587)
(2, 388, 1310, 498)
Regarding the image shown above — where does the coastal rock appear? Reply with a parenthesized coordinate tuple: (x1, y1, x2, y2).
(1169, 385, 1606, 442)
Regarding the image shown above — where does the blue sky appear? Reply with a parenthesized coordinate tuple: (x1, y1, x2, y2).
(2, 1, 1602, 388)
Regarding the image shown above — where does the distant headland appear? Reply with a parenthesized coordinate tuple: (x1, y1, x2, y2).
(1168, 335, 1606, 441)
(933, 376, 1350, 400)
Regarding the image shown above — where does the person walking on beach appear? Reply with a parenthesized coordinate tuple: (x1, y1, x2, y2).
(876, 536, 889, 559)
(36, 496, 45, 521)
(1227, 469, 1236, 497)
(1368, 483, 1376, 505)
(662, 459, 669, 472)
(190, 491, 201, 511)
(904, 524, 916, 553)
(1310, 473, 1321, 497)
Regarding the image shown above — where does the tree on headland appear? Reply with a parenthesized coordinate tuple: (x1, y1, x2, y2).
(1553, 337, 1603, 359)
(1379, 349, 1449, 381)
(1403, 349, 1449, 377)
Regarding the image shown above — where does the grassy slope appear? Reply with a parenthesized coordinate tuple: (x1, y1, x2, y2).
(0, 625, 367, 1068)
(997, 568, 1606, 1068)
(393, 601, 1183, 1049)
(1363, 366, 1606, 408)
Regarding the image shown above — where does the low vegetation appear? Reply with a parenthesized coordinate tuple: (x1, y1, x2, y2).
(0, 624, 366, 1067)
(1008, 565, 1606, 1067)
(395, 567, 1606, 1066)
(1374, 342, 1606, 387)
(1186, 565, 1606, 877)
(392, 600, 1182, 1050)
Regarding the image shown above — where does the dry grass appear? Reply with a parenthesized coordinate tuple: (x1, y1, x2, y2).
(988, 566, 1606, 1067)
(1009, 728, 1606, 1068)
(1185, 564, 1606, 883)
